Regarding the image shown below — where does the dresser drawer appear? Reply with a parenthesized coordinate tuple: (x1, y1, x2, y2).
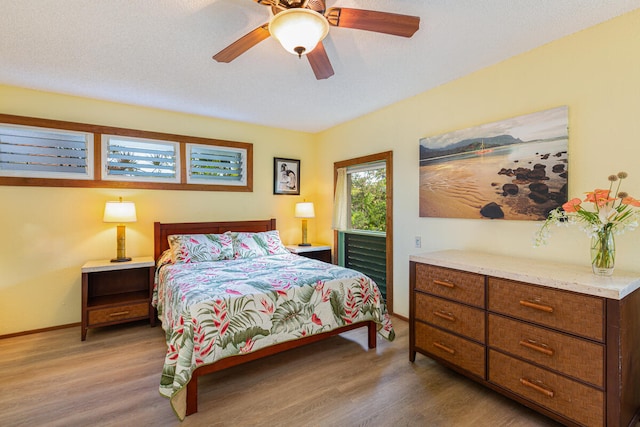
(415, 322, 485, 378)
(489, 350, 603, 427)
(415, 264, 485, 308)
(415, 292, 485, 343)
(88, 302, 149, 326)
(488, 277, 604, 342)
(488, 314, 604, 388)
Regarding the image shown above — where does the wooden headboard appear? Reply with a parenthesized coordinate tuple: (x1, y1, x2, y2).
(153, 219, 277, 260)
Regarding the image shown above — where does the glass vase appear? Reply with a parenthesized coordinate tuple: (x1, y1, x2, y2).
(591, 228, 615, 276)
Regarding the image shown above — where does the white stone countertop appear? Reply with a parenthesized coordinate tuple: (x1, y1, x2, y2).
(81, 256, 155, 273)
(285, 244, 331, 254)
(410, 250, 640, 300)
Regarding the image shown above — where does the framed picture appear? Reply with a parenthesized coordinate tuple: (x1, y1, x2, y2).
(419, 106, 568, 220)
(274, 157, 300, 195)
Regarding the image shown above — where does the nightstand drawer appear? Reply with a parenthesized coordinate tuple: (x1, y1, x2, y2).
(415, 321, 485, 378)
(489, 350, 604, 427)
(415, 264, 485, 308)
(88, 302, 149, 326)
(415, 293, 485, 343)
(488, 277, 604, 341)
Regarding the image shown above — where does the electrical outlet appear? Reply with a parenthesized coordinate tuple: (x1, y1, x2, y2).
(415, 236, 421, 248)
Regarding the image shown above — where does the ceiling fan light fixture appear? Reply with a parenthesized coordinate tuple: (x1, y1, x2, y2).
(269, 8, 329, 58)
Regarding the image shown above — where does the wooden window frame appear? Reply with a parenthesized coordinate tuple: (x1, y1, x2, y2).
(334, 151, 393, 314)
(0, 113, 253, 192)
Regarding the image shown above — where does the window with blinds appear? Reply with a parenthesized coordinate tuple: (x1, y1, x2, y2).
(0, 124, 93, 179)
(187, 144, 247, 186)
(102, 135, 179, 183)
(0, 113, 253, 191)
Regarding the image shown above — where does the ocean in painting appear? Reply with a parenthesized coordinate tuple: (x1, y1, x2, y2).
(419, 138, 568, 220)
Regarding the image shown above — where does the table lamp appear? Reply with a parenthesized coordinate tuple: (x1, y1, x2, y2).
(103, 197, 137, 262)
(294, 202, 315, 246)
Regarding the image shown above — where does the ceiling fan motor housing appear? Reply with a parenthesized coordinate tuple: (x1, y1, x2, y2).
(268, 8, 329, 57)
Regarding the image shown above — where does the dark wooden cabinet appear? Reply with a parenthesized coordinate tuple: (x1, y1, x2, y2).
(286, 244, 332, 263)
(410, 251, 640, 427)
(81, 257, 155, 340)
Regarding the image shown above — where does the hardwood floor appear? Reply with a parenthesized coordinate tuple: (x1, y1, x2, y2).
(1, 317, 564, 427)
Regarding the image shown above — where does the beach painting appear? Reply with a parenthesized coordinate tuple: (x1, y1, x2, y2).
(419, 106, 568, 220)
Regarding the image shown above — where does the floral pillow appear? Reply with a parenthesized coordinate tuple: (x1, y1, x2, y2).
(168, 233, 234, 263)
(231, 230, 289, 259)
(156, 249, 173, 268)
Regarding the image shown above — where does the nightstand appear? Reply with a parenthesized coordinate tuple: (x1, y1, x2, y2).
(81, 257, 155, 341)
(285, 244, 332, 263)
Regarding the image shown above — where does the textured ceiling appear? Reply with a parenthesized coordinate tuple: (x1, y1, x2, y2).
(1, 1, 639, 133)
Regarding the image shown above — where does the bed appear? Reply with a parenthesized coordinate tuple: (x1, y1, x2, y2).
(153, 219, 395, 419)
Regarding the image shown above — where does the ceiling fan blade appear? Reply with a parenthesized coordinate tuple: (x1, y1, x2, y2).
(325, 8, 420, 38)
(212, 24, 270, 63)
(307, 42, 334, 80)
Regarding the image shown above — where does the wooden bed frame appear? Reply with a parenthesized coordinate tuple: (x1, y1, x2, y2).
(154, 219, 377, 416)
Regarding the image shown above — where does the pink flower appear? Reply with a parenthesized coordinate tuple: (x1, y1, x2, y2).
(240, 338, 255, 354)
(536, 172, 639, 247)
(311, 313, 322, 325)
(584, 189, 614, 207)
(622, 196, 640, 207)
(562, 198, 582, 213)
(259, 298, 274, 315)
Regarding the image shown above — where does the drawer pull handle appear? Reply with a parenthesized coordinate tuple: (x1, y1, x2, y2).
(519, 378, 555, 398)
(433, 280, 455, 289)
(109, 311, 130, 317)
(433, 310, 456, 322)
(519, 299, 554, 313)
(519, 339, 555, 356)
(433, 341, 455, 355)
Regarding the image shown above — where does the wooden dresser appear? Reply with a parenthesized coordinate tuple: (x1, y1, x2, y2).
(409, 250, 640, 427)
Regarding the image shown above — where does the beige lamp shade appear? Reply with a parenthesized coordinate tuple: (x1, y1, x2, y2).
(103, 198, 137, 223)
(269, 9, 329, 57)
(295, 202, 315, 218)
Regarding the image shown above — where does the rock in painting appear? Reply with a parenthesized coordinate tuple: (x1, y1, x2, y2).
(480, 202, 504, 219)
(502, 183, 519, 195)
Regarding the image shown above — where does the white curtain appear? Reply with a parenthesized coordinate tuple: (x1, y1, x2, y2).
(332, 167, 347, 230)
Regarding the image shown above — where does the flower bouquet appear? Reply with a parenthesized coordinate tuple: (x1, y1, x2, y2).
(535, 172, 640, 276)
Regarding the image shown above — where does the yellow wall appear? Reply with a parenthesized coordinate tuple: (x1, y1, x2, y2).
(0, 87, 318, 335)
(316, 9, 640, 317)
(2, 9, 640, 334)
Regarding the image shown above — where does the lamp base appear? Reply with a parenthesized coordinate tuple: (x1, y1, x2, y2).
(298, 243, 312, 247)
(110, 257, 132, 263)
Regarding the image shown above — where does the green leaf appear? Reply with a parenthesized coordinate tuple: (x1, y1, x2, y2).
(330, 291, 346, 324)
(220, 326, 270, 349)
(271, 300, 306, 334)
(297, 284, 315, 304)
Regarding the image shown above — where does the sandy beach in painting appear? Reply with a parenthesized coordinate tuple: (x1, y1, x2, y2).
(419, 140, 568, 220)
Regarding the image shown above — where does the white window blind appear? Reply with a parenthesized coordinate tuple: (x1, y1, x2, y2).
(0, 124, 93, 179)
(187, 144, 246, 186)
(102, 135, 179, 183)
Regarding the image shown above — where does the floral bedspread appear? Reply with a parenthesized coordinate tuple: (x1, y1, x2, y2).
(153, 253, 394, 419)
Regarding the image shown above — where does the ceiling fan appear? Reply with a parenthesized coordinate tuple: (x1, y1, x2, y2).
(212, 0, 420, 80)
